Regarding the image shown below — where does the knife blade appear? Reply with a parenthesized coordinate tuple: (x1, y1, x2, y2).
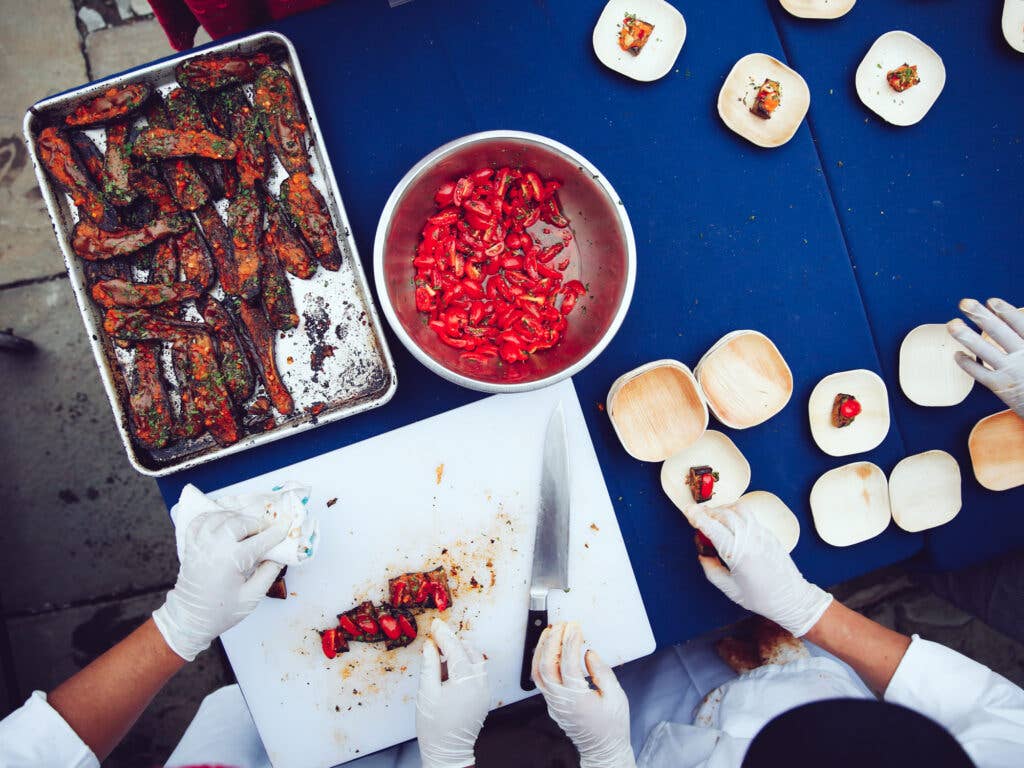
(520, 403, 571, 690)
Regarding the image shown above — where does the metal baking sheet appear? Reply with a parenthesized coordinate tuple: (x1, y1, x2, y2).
(23, 31, 397, 477)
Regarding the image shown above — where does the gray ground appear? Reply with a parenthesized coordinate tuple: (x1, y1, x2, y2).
(0, 3, 1021, 767)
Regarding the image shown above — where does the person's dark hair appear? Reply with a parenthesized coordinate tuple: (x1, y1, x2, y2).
(743, 699, 974, 768)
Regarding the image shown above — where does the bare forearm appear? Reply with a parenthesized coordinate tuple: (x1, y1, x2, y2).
(48, 618, 185, 761)
(804, 600, 911, 695)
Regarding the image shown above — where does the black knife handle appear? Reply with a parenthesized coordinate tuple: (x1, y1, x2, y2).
(520, 608, 547, 690)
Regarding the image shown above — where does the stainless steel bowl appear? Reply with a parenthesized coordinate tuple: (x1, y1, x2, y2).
(373, 131, 636, 393)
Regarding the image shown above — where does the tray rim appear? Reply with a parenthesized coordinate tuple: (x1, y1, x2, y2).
(22, 30, 398, 477)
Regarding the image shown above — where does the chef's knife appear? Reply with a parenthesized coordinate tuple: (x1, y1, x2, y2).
(520, 403, 571, 690)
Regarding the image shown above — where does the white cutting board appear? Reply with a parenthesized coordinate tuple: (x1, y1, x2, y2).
(215, 378, 655, 768)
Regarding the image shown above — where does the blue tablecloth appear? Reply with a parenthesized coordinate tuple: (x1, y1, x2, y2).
(151, 0, 1023, 646)
(770, 2, 1024, 570)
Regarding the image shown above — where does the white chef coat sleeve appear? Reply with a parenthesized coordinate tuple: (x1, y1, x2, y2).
(0, 691, 99, 768)
(885, 634, 1024, 767)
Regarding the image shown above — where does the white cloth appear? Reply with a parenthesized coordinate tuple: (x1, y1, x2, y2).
(633, 634, 1024, 768)
(0, 691, 98, 768)
(171, 482, 318, 566)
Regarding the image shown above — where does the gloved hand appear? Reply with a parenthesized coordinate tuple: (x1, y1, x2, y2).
(947, 297, 1024, 418)
(153, 510, 288, 661)
(416, 619, 489, 768)
(532, 622, 635, 768)
(685, 501, 832, 637)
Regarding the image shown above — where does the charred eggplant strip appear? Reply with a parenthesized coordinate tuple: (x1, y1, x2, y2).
(127, 342, 173, 449)
(176, 52, 273, 92)
(92, 278, 199, 309)
(37, 127, 118, 231)
(131, 169, 181, 216)
(254, 66, 310, 174)
(144, 95, 210, 211)
(67, 130, 106, 184)
(226, 188, 263, 299)
(66, 83, 151, 127)
(196, 204, 241, 295)
(206, 89, 245, 198)
(167, 87, 227, 198)
(200, 296, 255, 403)
(104, 309, 240, 445)
(132, 128, 237, 161)
(229, 296, 293, 415)
(103, 122, 136, 206)
(149, 237, 179, 284)
(170, 341, 205, 440)
(176, 224, 215, 290)
(82, 256, 131, 287)
(280, 171, 341, 271)
(260, 239, 298, 331)
(265, 197, 317, 279)
(185, 332, 241, 446)
(72, 215, 188, 261)
(233, 99, 269, 187)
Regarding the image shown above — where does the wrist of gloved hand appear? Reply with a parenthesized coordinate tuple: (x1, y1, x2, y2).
(154, 511, 288, 662)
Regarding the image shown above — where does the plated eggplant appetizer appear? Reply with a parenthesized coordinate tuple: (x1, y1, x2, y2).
(750, 79, 781, 120)
(831, 393, 861, 428)
(886, 63, 920, 93)
(619, 14, 654, 55)
(687, 465, 718, 504)
(35, 49, 348, 458)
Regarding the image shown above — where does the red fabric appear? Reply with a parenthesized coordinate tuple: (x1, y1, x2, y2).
(149, 0, 334, 51)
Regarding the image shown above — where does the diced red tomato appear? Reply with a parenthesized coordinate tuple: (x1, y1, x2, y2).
(321, 629, 338, 659)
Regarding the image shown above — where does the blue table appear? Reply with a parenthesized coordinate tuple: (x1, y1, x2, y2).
(770, 1, 1024, 571)
(152, 0, 1024, 647)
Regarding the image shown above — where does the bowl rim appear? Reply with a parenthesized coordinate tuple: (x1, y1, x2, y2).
(373, 129, 637, 393)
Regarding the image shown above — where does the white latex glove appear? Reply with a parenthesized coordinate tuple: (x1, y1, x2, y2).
(417, 619, 490, 768)
(153, 510, 288, 661)
(531, 622, 635, 768)
(685, 501, 832, 637)
(947, 297, 1024, 418)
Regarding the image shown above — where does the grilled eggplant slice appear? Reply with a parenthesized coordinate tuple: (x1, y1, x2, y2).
(228, 296, 293, 415)
(91, 278, 199, 309)
(170, 340, 205, 441)
(265, 196, 317, 279)
(132, 127, 236, 161)
(71, 215, 188, 261)
(127, 342, 173, 449)
(144, 96, 210, 211)
(226, 188, 263, 299)
(280, 171, 341, 271)
(105, 309, 240, 446)
(266, 566, 288, 599)
(254, 65, 310, 174)
(259, 239, 298, 331)
(176, 52, 273, 92)
(176, 223, 215, 291)
(65, 83, 151, 127)
(388, 566, 452, 613)
(149, 237, 179, 284)
(195, 203, 241, 296)
(131, 168, 181, 216)
(37, 127, 119, 231)
(103, 121, 136, 206)
(200, 296, 255, 404)
(67, 130, 106, 184)
(378, 605, 418, 651)
(166, 87, 228, 198)
(339, 602, 385, 643)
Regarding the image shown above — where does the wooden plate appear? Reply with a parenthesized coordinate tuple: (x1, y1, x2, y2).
(717, 53, 810, 148)
(809, 369, 890, 456)
(1003, 0, 1024, 53)
(739, 490, 800, 552)
(779, 0, 856, 19)
(969, 410, 1024, 491)
(889, 450, 962, 532)
(607, 360, 708, 461)
(661, 430, 751, 511)
(855, 31, 945, 126)
(592, 0, 687, 82)
(899, 323, 975, 407)
(810, 462, 891, 546)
